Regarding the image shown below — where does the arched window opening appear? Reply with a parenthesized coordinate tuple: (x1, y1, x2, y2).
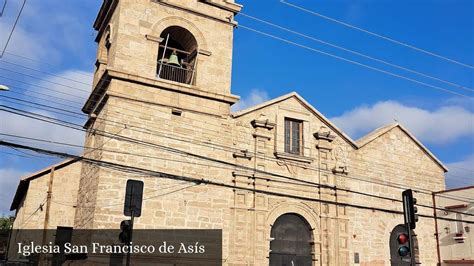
(269, 213, 312, 266)
(99, 25, 112, 63)
(157, 26, 198, 85)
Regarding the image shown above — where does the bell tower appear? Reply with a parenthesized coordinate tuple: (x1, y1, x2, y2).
(83, 0, 242, 119)
(75, 0, 242, 230)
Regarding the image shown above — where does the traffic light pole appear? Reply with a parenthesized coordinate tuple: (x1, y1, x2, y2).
(126, 186, 135, 266)
(402, 190, 417, 266)
(403, 217, 416, 265)
(126, 210, 134, 266)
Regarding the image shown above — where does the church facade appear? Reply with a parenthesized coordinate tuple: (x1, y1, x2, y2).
(10, 0, 447, 265)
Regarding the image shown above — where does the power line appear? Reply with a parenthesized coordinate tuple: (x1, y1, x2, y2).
(1, 63, 472, 196)
(5, 95, 472, 188)
(0, 111, 474, 215)
(0, 60, 93, 86)
(0, 66, 470, 179)
(3, 102, 473, 201)
(2, 66, 470, 191)
(239, 12, 473, 92)
(0, 0, 26, 58)
(0, 66, 91, 91)
(2, 55, 472, 168)
(2, 75, 470, 178)
(0, 74, 88, 100)
(238, 24, 473, 98)
(0, 0, 7, 17)
(1, 24, 472, 100)
(0, 104, 457, 193)
(280, 0, 474, 70)
(4, 131, 474, 215)
(2, 139, 473, 224)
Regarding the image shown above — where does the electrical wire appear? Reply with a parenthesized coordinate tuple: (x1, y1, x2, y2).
(0, 0, 26, 58)
(2, 103, 473, 203)
(2, 128, 474, 216)
(0, 0, 7, 17)
(239, 12, 473, 92)
(3, 93, 472, 191)
(0, 75, 470, 183)
(238, 24, 473, 98)
(2, 139, 473, 224)
(279, 0, 474, 70)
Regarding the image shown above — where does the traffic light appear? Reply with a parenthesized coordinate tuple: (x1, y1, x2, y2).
(402, 189, 418, 230)
(389, 224, 413, 264)
(397, 233, 410, 257)
(119, 219, 132, 244)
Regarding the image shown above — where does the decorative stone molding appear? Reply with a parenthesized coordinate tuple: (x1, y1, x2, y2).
(199, 0, 243, 13)
(251, 119, 276, 130)
(274, 152, 313, 164)
(332, 163, 349, 175)
(232, 149, 253, 160)
(232, 171, 254, 186)
(316, 142, 332, 151)
(252, 133, 271, 140)
(314, 130, 336, 142)
(198, 49, 212, 56)
(232, 171, 253, 178)
(145, 34, 164, 43)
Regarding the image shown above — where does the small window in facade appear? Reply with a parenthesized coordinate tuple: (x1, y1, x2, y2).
(284, 118, 303, 155)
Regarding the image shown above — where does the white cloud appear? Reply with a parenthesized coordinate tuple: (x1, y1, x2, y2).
(0, 1, 97, 66)
(445, 154, 474, 189)
(0, 168, 29, 215)
(34, 70, 92, 104)
(331, 101, 474, 145)
(1, 70, 91, 155)
(232, 89, 270, 112)
(1, 109, 85, 155)
(0, 21, 53, 63)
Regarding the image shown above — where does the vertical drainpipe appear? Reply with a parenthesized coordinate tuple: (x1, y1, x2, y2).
(432, 192, 442, 265)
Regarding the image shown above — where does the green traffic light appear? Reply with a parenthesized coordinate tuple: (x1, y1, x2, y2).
(398, 246, 410, 257)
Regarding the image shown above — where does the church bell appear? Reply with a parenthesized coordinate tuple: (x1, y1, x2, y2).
(167, 51, 181, 67)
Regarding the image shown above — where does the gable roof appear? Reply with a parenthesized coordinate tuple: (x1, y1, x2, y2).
(10, 158, 82, 211)
(231, 91, 448, 172)
(356, 123, 448, 172)
(232, 92, 358, 148)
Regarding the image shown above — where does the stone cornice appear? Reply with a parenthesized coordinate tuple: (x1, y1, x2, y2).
(93, 0, 118, 42)
(153, 0, 238, 26)
(199, 0, 243, 13)
(83, 69, 240, 114)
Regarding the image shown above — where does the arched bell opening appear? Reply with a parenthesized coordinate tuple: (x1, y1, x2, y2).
(269, 213, 313, 266)
(157, 26, 198, 85)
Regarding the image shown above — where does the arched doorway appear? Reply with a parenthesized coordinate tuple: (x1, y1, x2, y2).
(270, 213, 312, 266)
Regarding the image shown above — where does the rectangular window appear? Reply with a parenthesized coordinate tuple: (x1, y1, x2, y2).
(284, 118, 303, 155)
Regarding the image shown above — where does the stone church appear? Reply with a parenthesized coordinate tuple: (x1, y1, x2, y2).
(10, 0, 447, 265)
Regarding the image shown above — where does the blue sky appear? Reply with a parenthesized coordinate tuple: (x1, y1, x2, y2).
(0, 0, 473, 215)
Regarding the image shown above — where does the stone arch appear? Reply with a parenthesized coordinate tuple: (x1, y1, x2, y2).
(266, 202, 320, 265)
(151, 16, 208, 51)
(267, 202, 319, 232)
(380, 216, 402, 260)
